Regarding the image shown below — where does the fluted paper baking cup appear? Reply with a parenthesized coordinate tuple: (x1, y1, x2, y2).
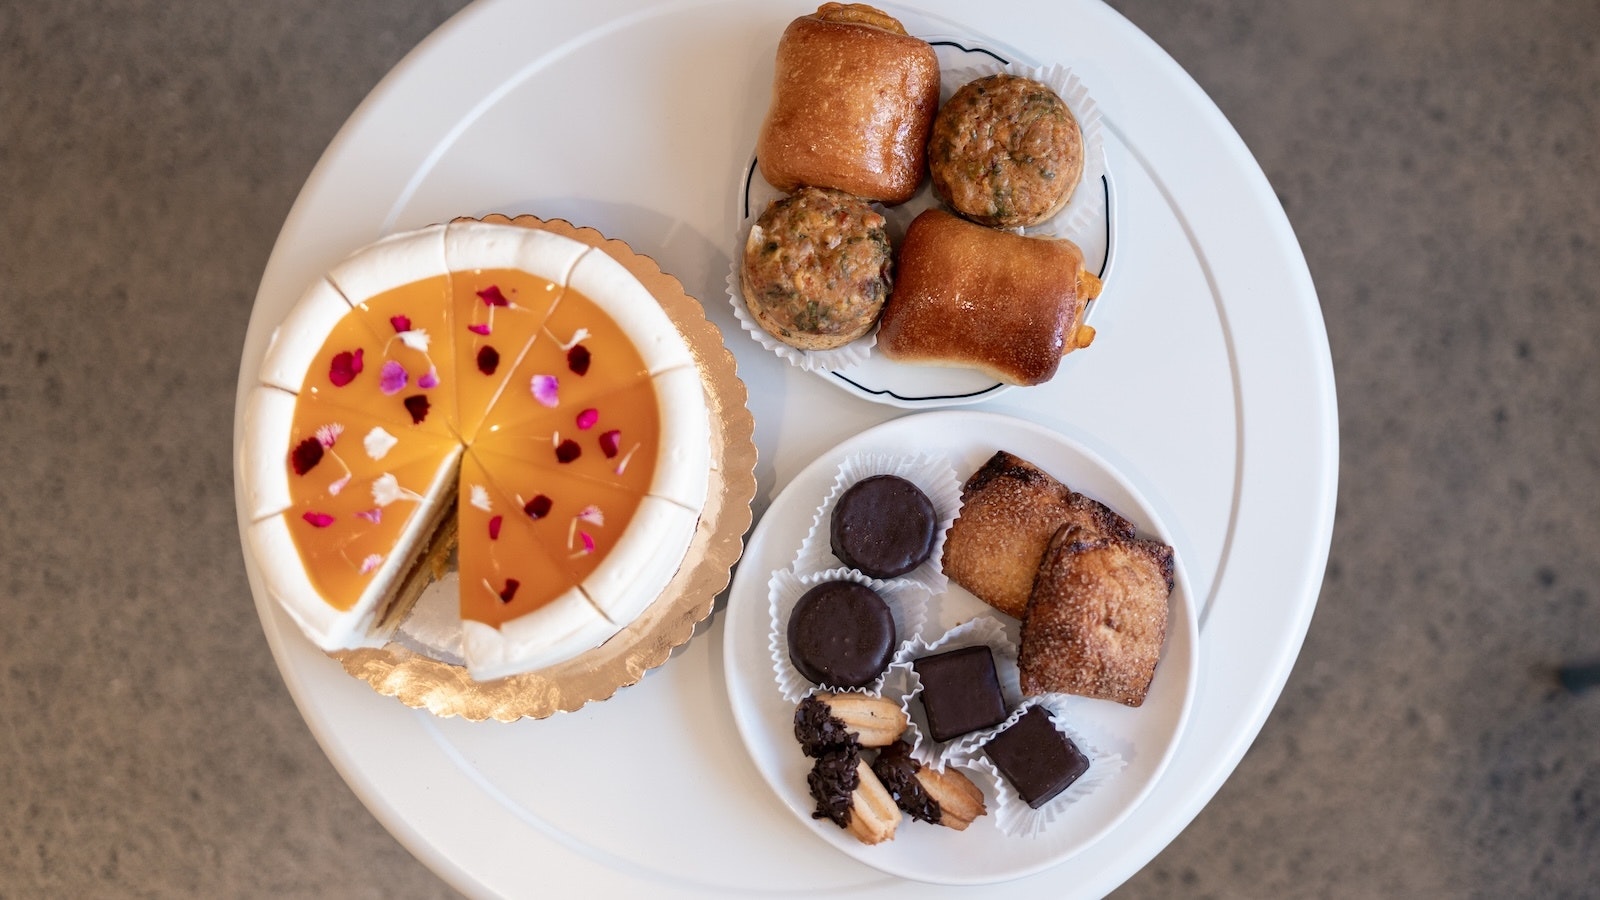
(894, 617, 1023, 769)
(769, 567, 931, 703)
(934, 61, 1107, 247)
(793, 451, 963, 595)
(958, 694, 1127, 839)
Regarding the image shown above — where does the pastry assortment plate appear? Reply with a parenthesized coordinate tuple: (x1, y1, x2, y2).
(724, 411, 1198, 884)
(235, 1, 1336, 897)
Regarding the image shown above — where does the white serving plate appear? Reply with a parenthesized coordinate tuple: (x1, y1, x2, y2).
(725, 411, 1199, 884)
(233, 1, 1337, 896)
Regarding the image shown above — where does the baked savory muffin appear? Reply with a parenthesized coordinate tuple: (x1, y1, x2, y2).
(877, 209, 1099, 385)
(941, 450, 1133, 620)
(741, 186, 893, 351)
(757, 3, 941, 205)
(928, 73, 1085, 228)
(1018, 524, 1174, 707)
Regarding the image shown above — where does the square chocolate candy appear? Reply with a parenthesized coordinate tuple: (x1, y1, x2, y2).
(982, 706, 1090, 808)
(913, 645, 1008, 742)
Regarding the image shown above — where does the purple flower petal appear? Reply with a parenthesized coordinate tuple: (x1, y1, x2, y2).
(355, 508, 383, 524)
(575, 408, 599, 430)
(531, 375, 559, 408)
(417, 366, 439, 390)
(379, 360, 408, 395)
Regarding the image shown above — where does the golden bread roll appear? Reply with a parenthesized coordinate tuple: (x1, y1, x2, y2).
(877, 209, 1100, 386)
(1018, 524, 1175, 707)
(756, 4, 940, 205)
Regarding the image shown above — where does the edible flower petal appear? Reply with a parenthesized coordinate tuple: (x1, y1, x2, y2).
(524, 494, 552, 519)
(364, 427, 397, 460)
(555, 439, 581, 463)
(567, 344, 591, 376)
(328, 348, 363, 387)
(477, 346, 499, 376)
(575, 408, 599, 430)
(418, 366, 439, 389)
(498, 578, 520, 603)
(467, 323, 491, 336)
(478, 285, 510, 307)
(576, 505, 604, 527)
(599, 429, 621, 459)
(398, 328, 430, 353)
(290, 437, 323, 475)
(315, 423, 343, 448)
(359, 553, 383, 574)
(379, 360, 408, 395)
(389, 315, 411, 333)
(531, 375, 559, 408)
(355, 508, 382, 524)
(372, 472, 422, 507)
(328, 474, 351, 496)
(403, 394, 430, 424)
(488, 515, 503, 540)
(302, 511, 334, 528)
(470, 484, 492, 512)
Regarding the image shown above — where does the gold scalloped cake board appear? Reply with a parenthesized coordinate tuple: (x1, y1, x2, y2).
(330, 215, 757, 721)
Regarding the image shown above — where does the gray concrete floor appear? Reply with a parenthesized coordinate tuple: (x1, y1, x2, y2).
(3, 0, 1596, 896)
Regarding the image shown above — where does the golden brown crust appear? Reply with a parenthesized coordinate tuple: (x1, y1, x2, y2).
(1018, 525, 1175, 706)
(756, 10, 940, 205)
(812, 1, 906, 32)
(941, 451, 1134, 619)
(929, 74, 1085, 228)
(876, 209, 1101, 385)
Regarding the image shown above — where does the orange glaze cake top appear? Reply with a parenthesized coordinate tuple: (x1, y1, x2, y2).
(241, 222, 709, 680)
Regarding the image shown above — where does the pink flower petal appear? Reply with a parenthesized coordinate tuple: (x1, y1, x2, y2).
(467, 323, 491, 335)
(302, 511, 334, 528)
(315, 423, 343, 448)
(576, 504, 604, 527)
(531, 375, 559, 408)
(328, 348, 363, 387)
(488, 515, 503, 540)
(328, 474, 351, 496)
(599, 429, 621, 459)
(417, 367, 439, 390)
(579, 531, 595, 554)
(379, 360, 408, 395)
(355, 508, 382, 524)
(359, 553, 383, 574)
(389, 314, 411, 333)
(478, 285, 510, 307)
(575, 408, 599, 430)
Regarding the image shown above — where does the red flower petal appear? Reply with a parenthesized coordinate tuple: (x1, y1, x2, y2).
(599, 429, 621, 459)
(488, 515, 503, 540)
(478, 285, 510, 307)
(291, 437, 324, 475)
(555, 439, 581, 463)
(389, 314, 411, 333)
(468, 323, 491, 335)
(403, 394, 430, 424)
(576, 408, 599, 430)
(328, 348, 364, 387)
(302, 511, 335, 528)
(498, 578, 520, 603)
(524, 494, 552, 519)
(567, 344, 591, 375)
(477, 345, 499, 376)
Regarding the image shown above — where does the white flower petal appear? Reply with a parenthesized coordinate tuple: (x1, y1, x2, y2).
(364, 426, 398, 460)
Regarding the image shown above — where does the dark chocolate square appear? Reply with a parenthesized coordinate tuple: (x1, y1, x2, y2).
(913, 645, 1008, 742)
(983, 706, 1090, 808)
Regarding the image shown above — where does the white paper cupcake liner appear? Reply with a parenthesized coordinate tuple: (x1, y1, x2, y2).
(958, 694, 1127, 839)
(893, 617, 1022, 769)
(793, 451, 963, 595)
(935, 61, 1108, 248)
(725, 228, 880, 373)
(768, 567, 931, 703)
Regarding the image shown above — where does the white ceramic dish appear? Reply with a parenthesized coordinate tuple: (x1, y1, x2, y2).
(724, 411, 1198, 884)
(234, 1, 1337, 896)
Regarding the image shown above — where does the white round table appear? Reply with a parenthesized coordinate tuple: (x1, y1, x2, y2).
(233, 1, 1336, 895)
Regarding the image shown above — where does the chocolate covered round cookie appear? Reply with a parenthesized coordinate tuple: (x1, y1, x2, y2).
(787, 580, 897, 687)
(829, 474, 937, 579)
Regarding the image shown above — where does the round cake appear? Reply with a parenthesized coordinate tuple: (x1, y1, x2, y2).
(240, 221, 711, 681)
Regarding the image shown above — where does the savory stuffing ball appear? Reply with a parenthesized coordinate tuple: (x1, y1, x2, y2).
(928, 74, 1084, 229)
(740, 186, 893, 351)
